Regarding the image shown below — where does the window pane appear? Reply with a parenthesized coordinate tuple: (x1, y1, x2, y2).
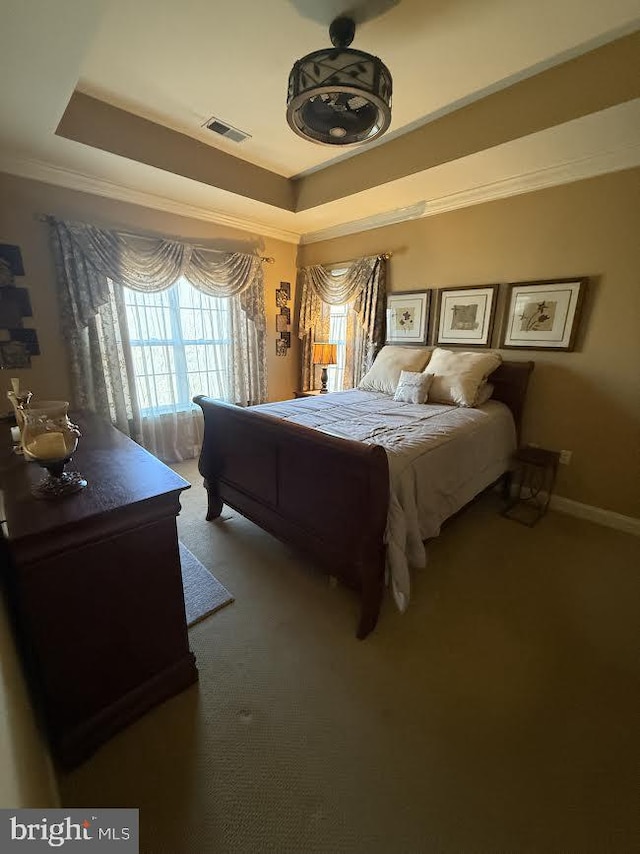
(121, 280, 232, 414)
(328, 302, 349, 392)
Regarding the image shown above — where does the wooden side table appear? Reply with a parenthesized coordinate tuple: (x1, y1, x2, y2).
(294, 390, 324, 398)
(503, 446, 560, 526)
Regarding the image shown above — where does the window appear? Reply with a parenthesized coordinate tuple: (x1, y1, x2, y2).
(123, 278, 232, 414)
(324, 268, 350, 393)
(327, 302, 348, 392)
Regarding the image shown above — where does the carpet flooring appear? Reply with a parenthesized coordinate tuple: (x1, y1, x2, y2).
(179, 541, 234, 627)
(58, 460, 640, 854)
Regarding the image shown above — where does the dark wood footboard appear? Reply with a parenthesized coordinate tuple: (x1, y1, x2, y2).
(194, 396, 390, 638)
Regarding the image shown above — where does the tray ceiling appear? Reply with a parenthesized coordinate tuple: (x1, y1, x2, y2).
(1, 0, 639, 243)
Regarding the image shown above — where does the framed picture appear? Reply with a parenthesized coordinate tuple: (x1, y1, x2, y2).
(385, 291, 430, 345)
(435, 284, 498, 348)
(279, 281, 291, 300)
(9, 328, 40, 355)
(500, 278, 587, 351)
(0, 340, 30, 369)
(0, 244, 25, 277)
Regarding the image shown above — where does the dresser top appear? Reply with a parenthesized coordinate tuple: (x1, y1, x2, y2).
(0, 412, 190, 545)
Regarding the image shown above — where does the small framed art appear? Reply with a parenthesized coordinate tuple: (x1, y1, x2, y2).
(500, 278, 587, 351)
(385, 291, 430, 345)
(435, 284, 498, 348)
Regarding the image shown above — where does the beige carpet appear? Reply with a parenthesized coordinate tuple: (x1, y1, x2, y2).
(179, 541, 234, 627)
(58, 459, 640, 854)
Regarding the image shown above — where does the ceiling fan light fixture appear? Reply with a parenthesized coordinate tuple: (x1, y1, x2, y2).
(286, 17, 392, 146)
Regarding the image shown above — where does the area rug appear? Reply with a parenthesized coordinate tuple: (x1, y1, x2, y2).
(179, 542, 234, 627)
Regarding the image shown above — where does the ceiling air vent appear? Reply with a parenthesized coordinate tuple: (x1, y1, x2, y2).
(202, 117, 251, 143)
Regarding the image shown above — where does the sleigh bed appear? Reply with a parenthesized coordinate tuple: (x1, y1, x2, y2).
(194, 359, 533, 639)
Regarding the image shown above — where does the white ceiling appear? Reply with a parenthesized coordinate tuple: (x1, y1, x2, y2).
(1, 0, 639, 243)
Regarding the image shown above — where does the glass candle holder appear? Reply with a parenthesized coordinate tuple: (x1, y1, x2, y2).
(7, 389, 32, 450)
(21, 401, 88, 499)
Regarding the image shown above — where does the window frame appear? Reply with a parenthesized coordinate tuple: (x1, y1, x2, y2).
(123, 279, 233, 414)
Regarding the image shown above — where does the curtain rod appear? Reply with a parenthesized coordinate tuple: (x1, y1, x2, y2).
(35, 214, 275, 263)
(320, 251, 392, 268)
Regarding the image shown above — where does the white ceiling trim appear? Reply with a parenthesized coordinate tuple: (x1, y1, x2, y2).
(300, 142, 640, 244)
(0, 152, 302, 245)
(1, 141, 638, 250)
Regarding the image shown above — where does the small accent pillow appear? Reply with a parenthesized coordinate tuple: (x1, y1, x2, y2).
(393, 371, 433, 404)
(425, 348, 501, 407)
(473, 382, 494, 407)
(358, 345, 432, 395)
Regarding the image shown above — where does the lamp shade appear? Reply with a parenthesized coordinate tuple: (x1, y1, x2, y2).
(312, 343, 338, 365)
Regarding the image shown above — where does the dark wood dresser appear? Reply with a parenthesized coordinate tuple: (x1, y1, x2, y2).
(0, 412, 198, 768)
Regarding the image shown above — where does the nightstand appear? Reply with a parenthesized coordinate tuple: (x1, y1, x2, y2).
(294, 390, 324, 398)
(503, 446, 561, 526)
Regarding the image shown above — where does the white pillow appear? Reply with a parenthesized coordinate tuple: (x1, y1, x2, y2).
(425, 348, 501, 407)
(473, 382, 494, 407)
(359, 346, 432, 395)
(393, 371, 433, 404)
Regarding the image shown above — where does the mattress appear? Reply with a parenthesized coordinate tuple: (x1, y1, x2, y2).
(253, 390, 516, 610)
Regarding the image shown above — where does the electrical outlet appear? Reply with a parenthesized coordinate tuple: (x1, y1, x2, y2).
(559, 450, 572, 465)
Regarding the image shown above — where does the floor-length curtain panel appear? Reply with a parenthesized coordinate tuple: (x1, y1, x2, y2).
(48, 217, 267, 462)
(49, 219, 136, 434)
(298, 255, 387, 391)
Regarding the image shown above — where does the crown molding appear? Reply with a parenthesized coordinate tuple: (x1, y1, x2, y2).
(300, 202, 427, 245)
(0, 153, 301, 245)
(300, 143, 640, 244)
(2, 143, 638, 250)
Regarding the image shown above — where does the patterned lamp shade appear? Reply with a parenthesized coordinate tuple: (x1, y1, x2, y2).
(312, 343, 338, 366)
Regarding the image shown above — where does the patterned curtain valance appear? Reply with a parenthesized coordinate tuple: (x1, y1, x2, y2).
(46, 217, 265, 327)
(298, 255, 380, 336)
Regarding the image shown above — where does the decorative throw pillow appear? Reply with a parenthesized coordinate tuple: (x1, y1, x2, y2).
(425, 348, 501, 407)
(473, 382, 495, 407)
(358, 345, 432, 395)
(393, 371, 433, 404)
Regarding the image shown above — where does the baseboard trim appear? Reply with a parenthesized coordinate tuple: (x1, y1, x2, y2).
(550, 495, 640, 537)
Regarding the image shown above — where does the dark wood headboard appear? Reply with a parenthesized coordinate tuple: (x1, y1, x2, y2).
(489, 360, 534, 440)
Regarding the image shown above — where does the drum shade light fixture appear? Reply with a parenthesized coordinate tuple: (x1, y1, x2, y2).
(286, 16, 392, 146)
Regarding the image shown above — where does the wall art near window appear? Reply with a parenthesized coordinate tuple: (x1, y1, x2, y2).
(0, 243, 36, 369)
(8, 328, 40, 355)
(0, 339, 30, 369)
(500, 278, 587, 351)
(0, 244, 25, 277)
(436, 284, 498, 348)
(275, 281, 291, 356)
(385, 291, 430, 345)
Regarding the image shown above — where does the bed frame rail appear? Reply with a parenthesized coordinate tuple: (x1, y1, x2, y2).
(194, 396, 390, 638)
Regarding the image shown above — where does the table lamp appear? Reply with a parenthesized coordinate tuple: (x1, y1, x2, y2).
(312, 342, 338, 393)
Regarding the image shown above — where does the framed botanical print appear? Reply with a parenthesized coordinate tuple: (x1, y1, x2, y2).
(435, 284, 498, 348)
(500, 278, 587, 351)
(385, 291, 430, 345)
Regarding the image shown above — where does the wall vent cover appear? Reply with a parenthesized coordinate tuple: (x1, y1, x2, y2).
(202, 117, 251, 143)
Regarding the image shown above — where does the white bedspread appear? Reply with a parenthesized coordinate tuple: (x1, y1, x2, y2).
(252, 390, 516, 610)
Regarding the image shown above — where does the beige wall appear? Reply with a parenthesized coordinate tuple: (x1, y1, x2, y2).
(299, 169, 640, 519)
(0, 172, 299, 405)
